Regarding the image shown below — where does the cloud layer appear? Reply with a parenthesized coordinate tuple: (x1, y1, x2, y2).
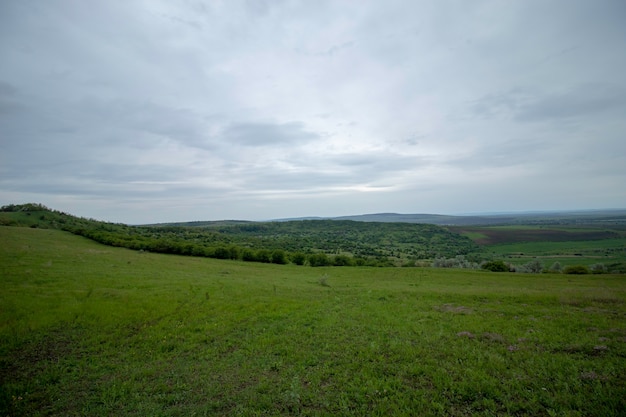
(1, 0, 625, 223)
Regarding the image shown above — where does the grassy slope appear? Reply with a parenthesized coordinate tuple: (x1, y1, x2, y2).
(0, 207, 479, 264)
(1, 227, 625, 416)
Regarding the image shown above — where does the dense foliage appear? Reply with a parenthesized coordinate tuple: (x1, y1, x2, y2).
(0, 204, 478, 266)
(481, 260, 510, 272)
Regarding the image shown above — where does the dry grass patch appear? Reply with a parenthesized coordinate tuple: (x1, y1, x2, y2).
(435, 304, 473, 314)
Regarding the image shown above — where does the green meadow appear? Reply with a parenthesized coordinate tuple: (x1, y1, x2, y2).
(1, 226, 625, 416)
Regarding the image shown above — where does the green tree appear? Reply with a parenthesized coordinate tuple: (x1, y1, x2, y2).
(481, 260, 509, 272)
(255, 249, 272, 263)
(271, 249, 287, 264)
(213, 246, 230, 259)
(242, 249, 256, 262)
(563, 265, 590, 275)
(291, 252, 306, 265)
(309, 253, 330, 267)
(333, 254, 353, 266)
(227, 245, 241, 260)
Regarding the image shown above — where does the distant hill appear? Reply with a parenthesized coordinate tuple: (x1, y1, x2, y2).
(330, 213, 498, 225)
(144, 219, 254, 227)
(273, 209, 626, 226)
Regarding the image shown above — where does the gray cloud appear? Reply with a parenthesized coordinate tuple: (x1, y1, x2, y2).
(468, 83, 626, 123)
(221, 122, 319, 147)
(0, 0, 625, 223)
(515, 84, 626, 123)
(0, 81, 17, 96)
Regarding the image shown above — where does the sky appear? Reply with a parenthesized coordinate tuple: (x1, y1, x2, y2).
(1, 0, 625, 224)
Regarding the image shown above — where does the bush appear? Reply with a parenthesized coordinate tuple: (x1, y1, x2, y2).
(549, 262, 562, 273)
(213, 246, 230, 259)
(255, 249, 272, 263)
(227, 245, 241, 260)
(517, 259, 544, 274)
(308, 253, 330, 267)
(563, 265, 590, 275)
(432, 255, 477, 269)
(271, 249, 287, 264)
(318, 274, 330, 287)
(590, 263, 607, 274)
(290, 252, 306, 265)
(481, 260, 509, 272)
(332, 254, 354, 266)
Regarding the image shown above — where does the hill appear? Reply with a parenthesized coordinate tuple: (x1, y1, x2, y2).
(0, 203, 479, 266)
(3, 203, 624, 271)
(274, 209, 626, 226)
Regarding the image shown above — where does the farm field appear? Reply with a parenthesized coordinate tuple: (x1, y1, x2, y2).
(1, 226, 626, 416)
(451, 225, 626, 271)
(485, 238, 626, 269)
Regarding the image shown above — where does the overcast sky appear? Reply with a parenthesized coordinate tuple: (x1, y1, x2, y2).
(1, 1, 625, 223)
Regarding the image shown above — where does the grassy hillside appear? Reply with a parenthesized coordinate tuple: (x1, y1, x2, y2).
(1, 226, 625, 416)
(0, 204, 479, 266)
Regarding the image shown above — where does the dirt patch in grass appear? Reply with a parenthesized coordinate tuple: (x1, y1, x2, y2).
(435, 304, 473, 314)
(480, 332, 507, 344)
(580, 371, 609, 381)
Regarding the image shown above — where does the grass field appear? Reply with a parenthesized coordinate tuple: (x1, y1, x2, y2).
(1, 226, 626, 416)
(451, 225, 624, 246)
(451, 225, 626, 271)
(485, 238, 626, 268)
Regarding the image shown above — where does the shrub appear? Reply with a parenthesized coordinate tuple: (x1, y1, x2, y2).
(481, 260, 509, 272)
(318, 273, 330, 287)
(432, 255, 477, 269)
(255, 249, 272, 263)
(590, 263, 607, 274)
(242, 249, 256, 262)
(517, 259, 544, 274)
(227, 245, 241, 260)
(290, 252, 306, 265)
(549, 262, 562, 273)
(563, 265, 590, 275)
(308, 253, 330, 267)
(213, 246, 230, 259)
(332, 254, 354, 266)
(271, 249, 287, 265)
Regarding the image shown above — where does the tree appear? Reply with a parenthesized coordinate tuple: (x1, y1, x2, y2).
(242, 249, 256, 262)
(549, 262, 562, 273)
(563, 265, 590, 275)
(308, 253, 330, 267)
(481, 260, 509, 272)
(291, 252, 306, 265)
(227, 245, 241, 260)
(255, 249, 272, 263)
(271, 249, 287, 264)
(333, 254, 353, 266)
(518, 259, 543, 274)
(213, 246, 230, 259)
